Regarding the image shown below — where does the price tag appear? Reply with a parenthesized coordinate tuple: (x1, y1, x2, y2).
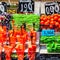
(19, 0, 34, 13)
(45, 2, 59, 15)
(57, 2, 60, 14)
(0, 5, 5, 12)
(40, 54, 60, 60)
(0, 2, 7, 14)
(41, 29, 55, 36)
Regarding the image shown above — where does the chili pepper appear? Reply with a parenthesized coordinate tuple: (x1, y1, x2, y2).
(4, 45, 13, 60)
(15, 43, 24, 60)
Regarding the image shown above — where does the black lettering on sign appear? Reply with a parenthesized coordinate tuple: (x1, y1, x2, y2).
(18, 0, 34, 13)
(45, 2, 60, 15)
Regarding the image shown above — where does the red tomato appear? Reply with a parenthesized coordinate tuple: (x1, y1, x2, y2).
(47, 20, 50, 23)
(44, 22, 49, 25)
(54, 14, 58, 17)
(50, 18, 54, 21)
(54, 16, 58, 21)
(50, 15, 54, 18)
(49, 25, 53, 29)
(59, 25, 60, 28)
(43, 17, 47, 21)
(40, 15, 45, 20)
(40, 16, 43, 20)
(40, 21, 44, 25)
(58, 14, 60, 18)
(55, 22, 59, 26)
(47, 16, 50, 20)
(41, 15, 45, 17)
(58, 18, 60, 22)
(50, 21, 54, 25)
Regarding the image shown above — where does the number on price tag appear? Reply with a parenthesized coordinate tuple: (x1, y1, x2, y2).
(41, 29, 55, 36)
(0, 2, 7, 14)
(19, 0, 34, 13)
(45, 2, 59, 15)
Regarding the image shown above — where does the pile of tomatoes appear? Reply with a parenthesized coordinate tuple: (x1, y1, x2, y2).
(40, 14, 60, 32)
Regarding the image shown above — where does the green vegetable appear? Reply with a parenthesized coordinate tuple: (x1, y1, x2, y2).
(47, 42, 57, 52)
(12, 14, 40, 31)
(40, 36, 56, 43)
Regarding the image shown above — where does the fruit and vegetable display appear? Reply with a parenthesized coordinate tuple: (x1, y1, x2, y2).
(40, 14, 60, 32)
(40, 36, 56, 43)
(40, 35, 60, 52)
(47, 43, 60, 52)
(12, 14, 40, 31)
(0, 19, 37, 60)
(40, 13, 60, 53)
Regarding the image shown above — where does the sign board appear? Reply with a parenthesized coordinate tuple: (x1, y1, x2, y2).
(18, 0, 34, 12)
(0, 2, 7, 14)
(41, 29, 55, 36)
(45, 2, 60, 15)
(57, 2, 60, 14)
(40, 54, 60, 60)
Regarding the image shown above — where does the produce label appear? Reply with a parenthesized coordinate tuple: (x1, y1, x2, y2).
(40, 54, 60, 60)
(0, 2, 7, 14)
(41, 29, 55, 36)
(45, 2, 60, 15)
(19, 0, 34, 12)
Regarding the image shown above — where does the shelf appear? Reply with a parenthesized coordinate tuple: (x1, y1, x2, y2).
(40, 43, 46, 46)
(40, 49, 60, 54)
(40, 43, 60, 54)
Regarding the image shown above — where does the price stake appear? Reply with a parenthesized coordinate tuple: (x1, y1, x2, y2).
(41, 29, 55, 36)
(18, 0, 34, 13)
(45, 2, 59, 15)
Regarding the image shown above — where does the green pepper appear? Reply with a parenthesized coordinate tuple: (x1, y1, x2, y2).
(47, 42, 57, 52)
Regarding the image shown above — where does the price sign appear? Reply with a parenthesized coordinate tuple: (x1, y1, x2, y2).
(18, 0, 34, 12)
(20, 0, 31, 2)
(57, 2, 60, 14)
(0, 5, 5, 13)
(41, 29, 55, 36)
(0, 2, 7, 14)
(45, 2, 59, 15)
(40, 54, 60, 60)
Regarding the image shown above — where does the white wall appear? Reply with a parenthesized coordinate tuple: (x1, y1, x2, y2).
(34, 1, 41, 15)
(41, 2, 46, 14)
(34, 2, 46, 15)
